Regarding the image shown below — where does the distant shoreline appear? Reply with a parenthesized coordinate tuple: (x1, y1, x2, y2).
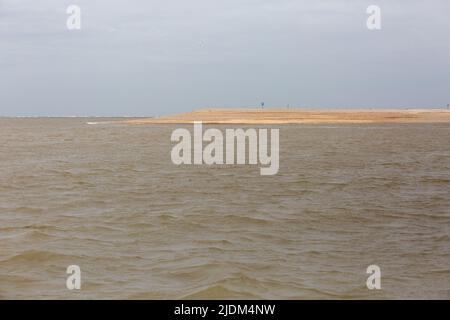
(121, 108, 450, 124)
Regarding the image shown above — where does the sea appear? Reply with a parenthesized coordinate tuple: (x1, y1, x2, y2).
(0, 118, 449, 299)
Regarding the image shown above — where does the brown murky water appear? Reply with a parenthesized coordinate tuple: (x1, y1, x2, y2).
(0, 118, 449, 299)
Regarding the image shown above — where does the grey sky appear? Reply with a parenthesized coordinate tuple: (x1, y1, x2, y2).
(1, 0, 449, 116)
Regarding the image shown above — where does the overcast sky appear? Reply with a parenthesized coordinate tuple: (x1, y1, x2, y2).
(0, 0, 449, 116)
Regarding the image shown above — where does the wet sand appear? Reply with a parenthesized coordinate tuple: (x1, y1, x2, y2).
(123, 108, 450, 125)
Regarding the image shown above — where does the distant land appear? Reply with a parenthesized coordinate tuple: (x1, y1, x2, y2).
(122, 108, 450, 124)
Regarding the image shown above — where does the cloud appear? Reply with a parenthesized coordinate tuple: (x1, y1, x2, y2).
(0, 0, 449, 116)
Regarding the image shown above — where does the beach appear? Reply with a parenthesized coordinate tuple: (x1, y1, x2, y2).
(122, 108, 450, 125)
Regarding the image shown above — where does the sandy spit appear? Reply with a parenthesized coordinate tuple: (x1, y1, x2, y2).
(120, 108, 450, 124)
